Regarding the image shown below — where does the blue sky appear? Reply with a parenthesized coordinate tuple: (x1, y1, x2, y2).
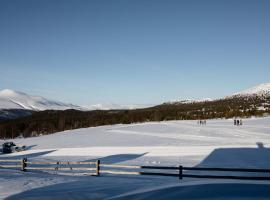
(0, 0, 270, 105)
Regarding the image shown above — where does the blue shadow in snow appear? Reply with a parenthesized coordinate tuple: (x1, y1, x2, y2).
(196, 142, 270, 169)
(0, 150, 56, 160)
(94, 153, 148, 164)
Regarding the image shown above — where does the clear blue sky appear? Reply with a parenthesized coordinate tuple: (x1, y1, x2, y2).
(0, 0, 270, 105)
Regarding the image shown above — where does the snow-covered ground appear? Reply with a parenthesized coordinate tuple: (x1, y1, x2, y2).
(1, 117, 270, 199)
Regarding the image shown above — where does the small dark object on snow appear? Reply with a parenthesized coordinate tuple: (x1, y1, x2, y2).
(2, 142, 26, 154)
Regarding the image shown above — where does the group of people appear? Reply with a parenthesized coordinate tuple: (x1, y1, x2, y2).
(198, 120, 207, 125)
(196, 119, 243, 126)
(234, 119, 243, 126)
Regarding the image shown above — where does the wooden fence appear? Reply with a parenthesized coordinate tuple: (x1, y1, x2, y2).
(1, 158, 270, 180)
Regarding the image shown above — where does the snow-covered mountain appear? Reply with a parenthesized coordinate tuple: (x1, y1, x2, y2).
(0, 89, 82, 111)
(1, 82, 270, 114)
(231, 83, 270, 97)
(166, 83, 270, 105)
(166, 98, 213, 105)
(86, 103, 153, 110)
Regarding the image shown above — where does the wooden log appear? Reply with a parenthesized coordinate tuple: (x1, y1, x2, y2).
(57, 168, 95, 171)
(21, 158, 27, 171)
(60, 161, 96, 165)
(25, 161, 96, 165)
(25, 161, 59, 165)
(183, 174, 270, 180)
(25, 167, 96, 171)
(101, 170, 178, 176)
(0, 159, 21, 163)
(100, 164, 141, 169)
(25, 167, 58, 170)
(100, 170, 140, 175)
(179, 165, 183, 179)
(140, 172, 179, 177)
(141, 166, 178, 170)
(183, 167, 270, 173)
(96, 160, 100, 176)
(0, 165, 20, 168)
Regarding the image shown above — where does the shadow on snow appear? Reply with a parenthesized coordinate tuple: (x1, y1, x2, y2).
(5, 142, 270, 200)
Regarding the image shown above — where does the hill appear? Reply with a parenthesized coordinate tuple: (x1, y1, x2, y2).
(0, 83, 270, 139)
(0, 89, 82, 112)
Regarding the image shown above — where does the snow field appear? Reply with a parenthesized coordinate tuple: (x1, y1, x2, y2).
(1, 117, 270, 199)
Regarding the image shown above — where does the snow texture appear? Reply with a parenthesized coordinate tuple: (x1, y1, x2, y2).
(1, 117, 270, 199)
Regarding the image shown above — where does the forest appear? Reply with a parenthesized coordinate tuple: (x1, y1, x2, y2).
(0, 95, 269, 139)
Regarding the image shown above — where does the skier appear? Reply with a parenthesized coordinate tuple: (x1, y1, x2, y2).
(240, 119, 243, 126)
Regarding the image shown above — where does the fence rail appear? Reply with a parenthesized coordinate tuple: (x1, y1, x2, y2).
(26, 161, 96, 165)
(0, 159, 21, 162)
(1, 158, 270, 180)
(183, 166, 270, 173)
(0, 159, 21, 170)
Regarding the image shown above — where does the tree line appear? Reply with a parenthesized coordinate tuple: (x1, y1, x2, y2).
(0, 95, 269, 139)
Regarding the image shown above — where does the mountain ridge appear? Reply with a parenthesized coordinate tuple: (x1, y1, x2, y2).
(1, 83, 270, 138)
(1, 82, 270, 110)
(231, 83, 270, 97)
(166, 83, 270, 105)
(0, 89, 82, 111)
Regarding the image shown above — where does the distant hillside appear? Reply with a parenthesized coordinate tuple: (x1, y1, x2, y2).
(0, 109, 34, 121)
(0, 89, 83, 111)
(0, 89, 151, 120)
(0, 83, 270, 139)
(0, 89, 84, 120)
(231, 83, 270, 97)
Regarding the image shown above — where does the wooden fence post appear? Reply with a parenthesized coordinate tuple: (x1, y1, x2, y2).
(21, 158, 27, 171)
(96, 160, 100, 176)
(179, 165, 183, 179)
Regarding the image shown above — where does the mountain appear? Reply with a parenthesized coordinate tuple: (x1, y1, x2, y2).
(0, 89, 152, 120)
(160, 82, 270, 118)
(166, 83, 270, 105)
(86, 103, 153, 110)
(0, 89, 84, 120)
(0, 89, 82, 111)
(1, 83, 270, 139)
(230, 83, 270, 98)
(166, 98, 213, 105)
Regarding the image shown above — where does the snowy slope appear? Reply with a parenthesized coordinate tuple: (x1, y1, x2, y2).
(86, 103, 153, 110)
(166, 98, 213, 104)
(232, 83, 270, 97)
(0, 89, 82, 111)
(0, 89, 152, 111)
(1, 118, 270, 199)
(166, 82, 270, 104)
